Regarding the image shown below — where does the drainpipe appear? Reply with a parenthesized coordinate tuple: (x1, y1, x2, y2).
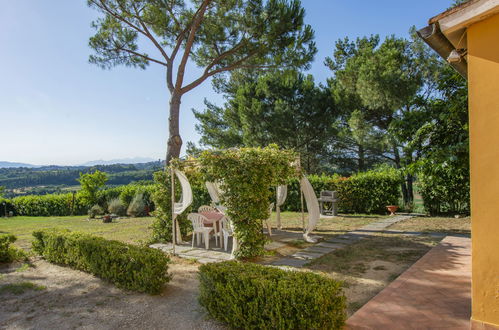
(417, 23, 468, 79)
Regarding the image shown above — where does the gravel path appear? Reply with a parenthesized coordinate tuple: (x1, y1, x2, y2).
(0, 259, 225, 330)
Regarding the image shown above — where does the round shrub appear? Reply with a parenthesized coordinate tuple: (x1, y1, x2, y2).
(199, 261, 346, 329)
(108, 198, 126, 216)
(127, 193, 145, 217)
(0, 234, 27, 263)
(88, 204, 104, 218)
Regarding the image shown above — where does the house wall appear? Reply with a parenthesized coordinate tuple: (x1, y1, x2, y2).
(467, 12, 499, 329)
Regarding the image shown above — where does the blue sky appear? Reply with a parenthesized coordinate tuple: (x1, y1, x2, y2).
(0, 1, 452, 165)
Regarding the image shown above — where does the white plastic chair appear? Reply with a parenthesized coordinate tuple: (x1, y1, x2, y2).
(198, 205, 217, 213)
(265, 203, 274, 236)
(198, 205, 222, 247)
(300, 175, 321, 243)
(188, 213, 214, 250)
(221, 216, 234, 252)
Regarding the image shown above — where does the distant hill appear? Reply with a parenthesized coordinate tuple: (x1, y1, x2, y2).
(0, 161, 39, 168)
(79, 157, 158, 166)
(0, 161, 164, 197)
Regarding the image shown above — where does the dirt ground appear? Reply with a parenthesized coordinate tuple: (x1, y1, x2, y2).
(307, 234, 441, 315)
(0, 258, 225, 330)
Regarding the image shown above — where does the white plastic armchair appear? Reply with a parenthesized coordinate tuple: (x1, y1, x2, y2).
(188, 213, 214, 250)
(198, 205, 217, 213)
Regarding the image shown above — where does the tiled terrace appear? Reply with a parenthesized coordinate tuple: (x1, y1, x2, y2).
(346, 235, 471, 329)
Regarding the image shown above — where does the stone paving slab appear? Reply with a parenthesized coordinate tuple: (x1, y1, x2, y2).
(271, 258, 309, 267)
(292, 250, 324, 260)
(271, 215, 413, 268)
(346, 236, 471, 329)
(152, 215, 415, 267)
(304, 246, 337, 254)
(315, 242, 346, 249)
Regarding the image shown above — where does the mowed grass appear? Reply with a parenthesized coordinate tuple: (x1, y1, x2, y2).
(270, 211, 384, 234)
(388, 216, 471, 235)
(1, 212, 384, 251)
(308, 234, 440, 275)
(0, 216, 154, 249)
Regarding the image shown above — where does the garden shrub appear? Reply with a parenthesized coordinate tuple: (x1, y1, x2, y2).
(199, 261, 346, 329)
(417, 161, 470, 215)
(108, 198, 126, 216)
(200, 146, 297, 259)
(32, 229, 170, 294)
(283, 168, 402, 214)
(12, 193, 88, 217)
(88, 204, 104, 218)
(0, 198, 15, 216)
(127, 193, 146, 217)
(0, 234, 27, 263)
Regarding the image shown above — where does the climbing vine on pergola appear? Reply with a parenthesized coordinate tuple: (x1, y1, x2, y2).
(199, 145, 298, 259)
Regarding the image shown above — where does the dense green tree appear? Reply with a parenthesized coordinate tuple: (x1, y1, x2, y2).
(410, 66, 469, 214)
(326, 30, 443, 205)
(86, 0, 316, 164)
(77, 170, 108, 205)
(194, 70, 335, 173)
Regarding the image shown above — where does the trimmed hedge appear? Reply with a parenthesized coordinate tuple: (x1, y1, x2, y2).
(32, 229, 170, 294)
(5, 168, 400, 217)
(199, 261, 346, 329)
(0, 234, 27, 263)
(12, 193, 88, 216)
(284, 168, 402, 214)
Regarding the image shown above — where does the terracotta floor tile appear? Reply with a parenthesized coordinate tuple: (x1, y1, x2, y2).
(346, 236, 471, 329)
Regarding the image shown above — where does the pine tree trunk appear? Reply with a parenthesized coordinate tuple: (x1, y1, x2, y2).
(358, 144, 365, 172)
(166, 93, 183, 167)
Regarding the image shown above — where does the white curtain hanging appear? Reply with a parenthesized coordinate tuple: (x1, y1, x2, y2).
(300, 175, 320, 243)
(206, 181, 227, 213)
(277, 185, 287, 206)
(174, 170, 193, 215)
(275, 185, 287, 230)
(205, 181, 220, 204)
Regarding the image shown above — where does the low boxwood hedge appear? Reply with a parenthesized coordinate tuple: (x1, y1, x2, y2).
(198, 261, 346, 329)
(32, 229, 170, 294)
(0, 233, 27, 263)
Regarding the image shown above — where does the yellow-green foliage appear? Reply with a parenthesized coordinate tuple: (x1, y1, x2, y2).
(12, 193, 88, 217)
(32, 229, 170, 294)
(199, 261, 346, 329)
(0, 234, 27, 263)
(200, 146, 297, 259)
(284, 167, 402, 214)
(150, 161, 211, 243)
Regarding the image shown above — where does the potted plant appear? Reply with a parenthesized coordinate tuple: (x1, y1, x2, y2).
(386, 205, 398, 216)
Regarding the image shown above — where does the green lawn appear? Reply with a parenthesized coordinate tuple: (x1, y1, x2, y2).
(270, 211, 384, 234)
(0, 216, 154, 249)
(1, 212, 384, 251)
(388, 216, 471, 235)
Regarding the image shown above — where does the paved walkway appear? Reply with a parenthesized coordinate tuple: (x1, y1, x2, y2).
(151, 215, 414, 265)
(346, 235, 471, 329)
(271, 215, 414, 268)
